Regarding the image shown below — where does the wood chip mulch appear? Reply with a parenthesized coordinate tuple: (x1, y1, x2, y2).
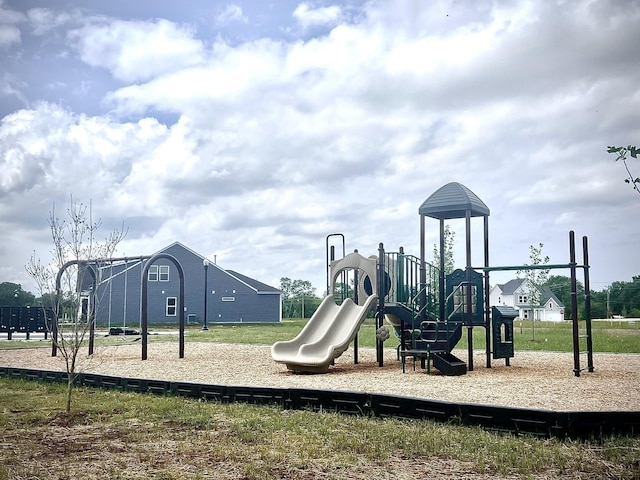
(1, 342, 638, 411)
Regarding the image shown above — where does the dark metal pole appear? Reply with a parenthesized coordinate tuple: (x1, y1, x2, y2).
(178, 270, 185, 359)
(438, 219, 445, 323)
(484, 215, 491, 368)
(141, 263, 148, 361)
(52, 286, 60, 357)
(570, 231, 580, 377)
(326, 234, 345, 297)
(419, 214, 427, 323)
(353, 249, 359, 365)
(141, 253, 186, 360)
(465, 210, 473, 371)
(377, 242, 385, 367)
(52, 260, 97, 357)
(202, 260, 209, 331)
(583, 236, 594, 372)
(87, 266, 97, 356)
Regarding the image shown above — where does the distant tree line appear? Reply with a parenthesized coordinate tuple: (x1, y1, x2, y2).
(4, 273, 638, 320)
(0, 282, 35, 306)
(545, 275, 640, 319)
(278, 277, 322, 319)
(0, 282, 69, 311)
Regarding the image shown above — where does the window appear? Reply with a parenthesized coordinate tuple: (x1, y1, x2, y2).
(148, 265, 158, 282)
(549, 302, 553, 309)
(159, 265, 169, 281)
(518, 294, 528, 304)
(166, 297, 177, 316)
(522, 309, 529, 319)
(148, 265, 169, 281)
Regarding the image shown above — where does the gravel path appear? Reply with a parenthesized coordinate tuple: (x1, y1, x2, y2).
(1, 342, 639, 411)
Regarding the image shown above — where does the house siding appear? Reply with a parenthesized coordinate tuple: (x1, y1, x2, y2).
(89, 243, 281, 326)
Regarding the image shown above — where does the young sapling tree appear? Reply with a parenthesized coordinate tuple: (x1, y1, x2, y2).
(25, 197, 126, 414)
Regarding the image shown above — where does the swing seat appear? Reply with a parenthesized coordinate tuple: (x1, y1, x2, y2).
(108, 327, 140, 336)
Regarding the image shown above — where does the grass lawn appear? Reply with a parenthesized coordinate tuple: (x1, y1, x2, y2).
(1, 378, 638, 480)
(1, 320, 639, 478)
(1, 317, 639, 353)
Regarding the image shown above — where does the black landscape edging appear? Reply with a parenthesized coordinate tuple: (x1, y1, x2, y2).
(1, 366, 638, 439)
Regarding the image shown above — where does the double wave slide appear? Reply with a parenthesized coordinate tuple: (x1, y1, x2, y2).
(271, 294, 378, 373)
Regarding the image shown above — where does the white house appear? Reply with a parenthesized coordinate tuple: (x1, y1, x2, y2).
(489, 278, 565, 322)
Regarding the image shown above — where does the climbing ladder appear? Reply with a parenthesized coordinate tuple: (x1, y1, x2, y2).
(571, 234, 594, 377)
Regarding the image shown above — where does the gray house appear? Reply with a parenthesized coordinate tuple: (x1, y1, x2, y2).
(86, 242, 281, 327)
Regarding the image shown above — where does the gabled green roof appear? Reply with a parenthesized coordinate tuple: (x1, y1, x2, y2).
(419, 182, 490, 220)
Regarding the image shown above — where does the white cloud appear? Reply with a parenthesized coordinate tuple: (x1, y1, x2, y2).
(215, 4, 247, 26)
(0, 23, 19, 47)
(0, 0, 25, 48)
(1, 0, 640, 293)
(293, 3, 342, 29)
(69, 18, 206, 83)
(27, 7, 73, 35)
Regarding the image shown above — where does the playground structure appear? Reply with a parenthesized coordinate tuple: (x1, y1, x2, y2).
(272, 252, 379, 372)
(272, 182, 595, 377)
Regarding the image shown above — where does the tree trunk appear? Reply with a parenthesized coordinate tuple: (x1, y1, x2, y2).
(66, 375, 73, 414)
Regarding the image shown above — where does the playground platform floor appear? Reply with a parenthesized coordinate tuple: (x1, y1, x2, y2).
(0, 342, 638, 412)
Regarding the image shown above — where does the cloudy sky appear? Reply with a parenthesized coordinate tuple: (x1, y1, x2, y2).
(1, 0, 639, 297)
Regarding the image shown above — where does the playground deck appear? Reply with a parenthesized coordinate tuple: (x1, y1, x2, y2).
(0, 342, 638, 412)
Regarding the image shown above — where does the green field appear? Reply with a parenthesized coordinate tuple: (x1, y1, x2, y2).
(1, 319, 639, 479)
(1, 378, 638, 480)
(1, 318, 639, 353)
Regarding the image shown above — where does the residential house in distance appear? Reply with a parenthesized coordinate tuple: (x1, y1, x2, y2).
(489, 278, 565, 322)
(85, 242, 282, 327)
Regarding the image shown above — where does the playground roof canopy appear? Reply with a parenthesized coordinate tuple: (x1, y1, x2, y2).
(419, 182, 490, 220)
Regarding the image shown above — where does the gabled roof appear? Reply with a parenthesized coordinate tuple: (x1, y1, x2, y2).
(156, 242, 280, 294)
(226, 270, 281, 294)
(157, 241, 202, 259)
(496, 279, 522, 295)
(542, 286, 564, 307)
(495, 278, 564, 307)
(419, 182, 490, 220)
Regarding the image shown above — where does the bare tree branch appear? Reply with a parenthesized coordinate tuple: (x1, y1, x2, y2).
(25, 197, 126, 414)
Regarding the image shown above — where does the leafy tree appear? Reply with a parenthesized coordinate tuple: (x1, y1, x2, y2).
(279, 277, 320, 318)
(608, 145, 639, 195)
(0, 282, 35, 306)
(544, 275, 584, 320)
(279, 277, 317, 300)
(517, 243, 550, 341)
(589, 289, 608, 319)
(431, 224, 455, 303)
(25, 197, 126, 414)
(432, 224, 456, 275)
(608, 276, 640, 317)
